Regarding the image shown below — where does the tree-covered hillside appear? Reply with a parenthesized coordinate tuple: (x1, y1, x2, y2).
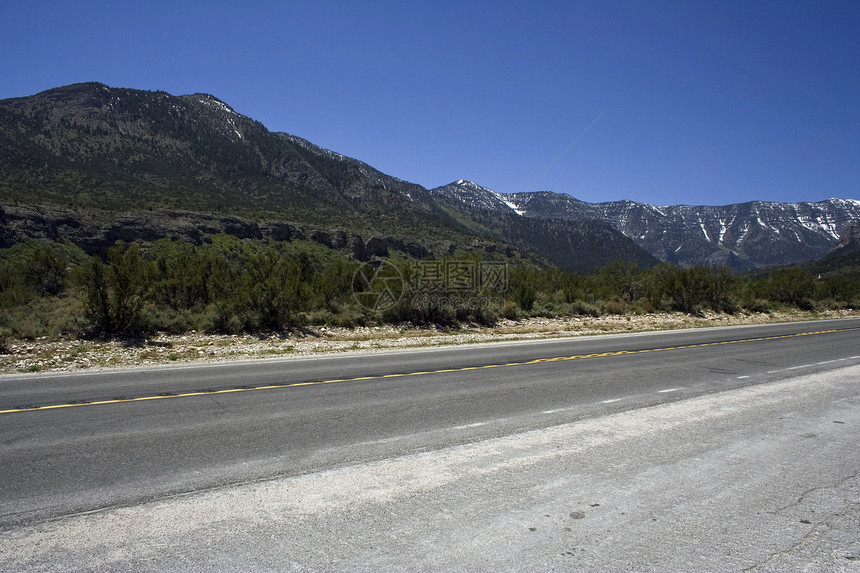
(0, 83, 657, 273)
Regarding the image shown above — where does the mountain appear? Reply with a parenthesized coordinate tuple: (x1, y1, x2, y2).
(422, 180, 859, 270)
(505, 192, 860, 271)
(2, 83, 855, 273)
(426, 180, 657, 272)
(0, 83, 655, 273)
(825, 220, 860, 259)
(0, 82, 441, 232)
(429, 179, 523, 214)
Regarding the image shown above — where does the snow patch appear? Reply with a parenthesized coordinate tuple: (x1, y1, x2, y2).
(198, 97, 236, 115)
(501, 198, 524, 215)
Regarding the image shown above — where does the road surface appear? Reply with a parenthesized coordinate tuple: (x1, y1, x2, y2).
(1, 318, 859, 571)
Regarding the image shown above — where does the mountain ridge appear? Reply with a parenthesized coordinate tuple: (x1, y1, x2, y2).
(2, 83, 857, 272)
(433, 179, 859, 270)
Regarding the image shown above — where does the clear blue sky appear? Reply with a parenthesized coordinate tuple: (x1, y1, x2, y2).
(2, 0, 858, 206)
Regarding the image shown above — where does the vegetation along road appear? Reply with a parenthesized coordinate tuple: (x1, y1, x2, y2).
(1, 318, 859, 570)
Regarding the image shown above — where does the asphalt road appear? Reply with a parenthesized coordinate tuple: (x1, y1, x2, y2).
(1, 319, 859, 570)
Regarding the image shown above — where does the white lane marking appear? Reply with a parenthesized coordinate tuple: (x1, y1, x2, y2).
(600, 398, 624, 404)
(768, 356, 860, 375)
(355, 436, 403, 447)
(658, 388, 683, 393)
(737, 375, 751, 379)
(454, 422, 487, 430)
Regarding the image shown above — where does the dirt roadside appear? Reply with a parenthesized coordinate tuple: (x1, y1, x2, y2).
(1, 309, 857, 376)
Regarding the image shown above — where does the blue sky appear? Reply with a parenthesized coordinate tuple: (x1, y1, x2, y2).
(2, 1, 858, 206)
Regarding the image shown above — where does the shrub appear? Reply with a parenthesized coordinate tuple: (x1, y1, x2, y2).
(501, 300, 521, 320)
(570, 299, 601, 317)
(0, 327, 10, 352)
(237, 248, 311, 330)
(600, 298, 627, 315)
(143, 306, 196, 334)
(82, 244, 154, 335)
(204, 301, 247, 335)
(742, 298, 771, 314)
(765, 268, 816, 308)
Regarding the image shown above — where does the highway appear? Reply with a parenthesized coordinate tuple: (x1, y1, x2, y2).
(1, 318, 859, 570)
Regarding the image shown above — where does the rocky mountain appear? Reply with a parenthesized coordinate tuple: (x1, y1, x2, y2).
(427, 180, 859, 270)
(429, 179, 523, 214)
(0, 83, 654, 273)
(0, 82, 441, 232)
(510, 192, 860, 270)
(826, 220, 860, 258)
(1, 83, 856, 273)
(423, 179, 656, 272)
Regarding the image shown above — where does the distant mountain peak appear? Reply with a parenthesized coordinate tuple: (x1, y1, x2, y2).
(434, 180, 523, 215)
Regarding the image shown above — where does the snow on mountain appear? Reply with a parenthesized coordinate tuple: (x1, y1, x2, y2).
(505, 192, 860, 269)
(430, 180, 523, 215)
(432, 180, 858, 269)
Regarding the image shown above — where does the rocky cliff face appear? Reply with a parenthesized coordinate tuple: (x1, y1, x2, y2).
(0, 204, 433, 260)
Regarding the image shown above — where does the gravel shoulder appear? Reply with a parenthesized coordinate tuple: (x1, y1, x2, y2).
(2, 309, 858, 376)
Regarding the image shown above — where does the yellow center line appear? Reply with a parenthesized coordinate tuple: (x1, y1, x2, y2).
(2, 326, 858, 415)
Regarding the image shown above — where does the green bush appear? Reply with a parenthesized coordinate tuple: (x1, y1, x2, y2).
(203, 301, 246, 335)
(3, 233, 858, 341)
(82, 244, 154, 335)
(0, 327, 11, 352)
(570, 299, 601, 317)
(764, 268, 816, 308)
(238, 248, 311, 330)
(142, 306, 197, 334)
(501, 300, 521, 320)
(742, 298, 771, 314)
(600, 298, 627, 315)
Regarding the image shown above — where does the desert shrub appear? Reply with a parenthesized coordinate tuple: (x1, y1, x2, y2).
(508, 268, 537, 312)
(653, 265, 738, 314)
(600, 298, 627, 315)
(454, 298, 498, 326)
(570, 299, 601, 317)
(501, 300, 521, 320)
(0, 295, 87, 339)
(0, 241, 81, 309)
(312, 257, 358, 310)
(763, 267, 816, 308)
(0, 327, 10, 352)
(203, 301, 247, 334)
(742, 298, 771, 314)
(143, 306, 198, 334)
(237, 247, 311, 330)
(82, 244, 154, 334)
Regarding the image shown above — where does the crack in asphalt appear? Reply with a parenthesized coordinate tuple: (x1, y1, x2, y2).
(745, 471, 860, 571)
